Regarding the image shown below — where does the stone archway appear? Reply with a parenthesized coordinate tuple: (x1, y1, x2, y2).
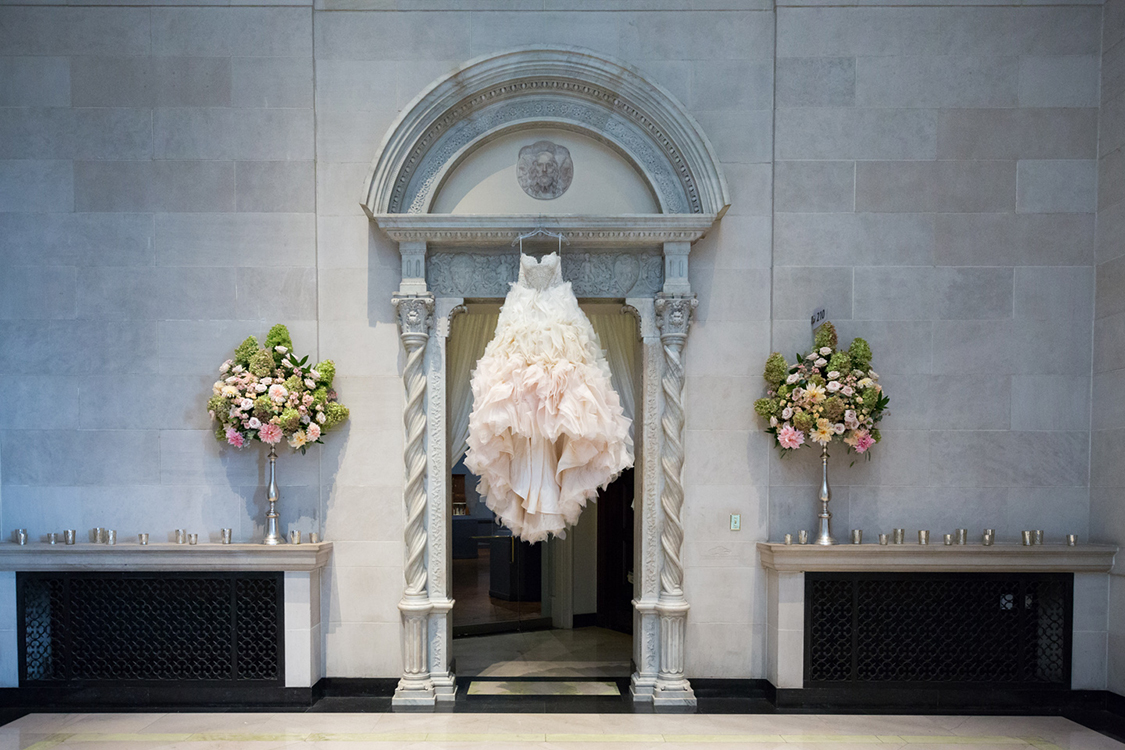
(362, 46, 730, 708)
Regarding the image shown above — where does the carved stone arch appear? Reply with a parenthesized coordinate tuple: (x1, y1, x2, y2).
(363, 45, 730, 219)
(375, 46, 730, 710)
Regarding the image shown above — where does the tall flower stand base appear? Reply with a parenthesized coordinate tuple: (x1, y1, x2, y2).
(814, 445, 836, 546)
(263, 446, 285, 545)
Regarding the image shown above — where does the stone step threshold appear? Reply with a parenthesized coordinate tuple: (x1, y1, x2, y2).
(467, 680, 621, 696)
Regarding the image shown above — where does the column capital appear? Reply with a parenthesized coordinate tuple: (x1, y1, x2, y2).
(654, 293, 697, 341)
(393, 292, 435, 338)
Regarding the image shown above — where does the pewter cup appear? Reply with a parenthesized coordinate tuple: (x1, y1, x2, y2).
(16, 530, 27, 546)
(879, 533, 889, 545)
(188, 533, 198, 545)
(893, 528, 905, 544)
(1022, 530, 1033, 546)
(851, 529, 862, 544)
(96, 527, 107, 544)
(784, 533, 792, 545)
(138, 533, 149, 546)
(943, 533, 953, 545)
(106, 530, 116, 545)
(64, 529, 76, 545)
(1067, 534, 1078, 546)
(955, 528, 968, 545)
(289, 530, 301, 545)
(47, 533, 60, 544)
(982, 532, 994, 547)
(798, 530, 809, 545)
(220, 528, 232, 545)
(1033, 530, 1044, 545)
(175, 529, 186, 544)
(918, 530, 930, 545)
(308, 532, 320, 544)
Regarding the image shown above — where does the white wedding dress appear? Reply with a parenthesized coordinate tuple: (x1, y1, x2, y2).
(464, 253, 634, 543)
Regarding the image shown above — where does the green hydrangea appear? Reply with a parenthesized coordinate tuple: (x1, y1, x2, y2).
(253, 396, 273, 420)
(822, 396, 844, 421)
(860, 387, 879, 406)
(871, 428, 881, 443)
(206, 394, 225, 415)
(279, 408, 302, 432)
(849, 337, 872, 368)
(284, 375, 302, 394)
(763, 353, 788, 387)
(265, 324, 293, 363)
(324, 402, 350, 429)
(828, 352, 852, 374)
(233, 336, 259, 367)
(314, 360, 336, 387)
(793, 411, 814, 432)
(754, 398, 779, 420)
(813, 321, 838, 350)
(808, 374, 825, 387)
(776, 384, 791, 400)
(312, 386, 328, 408)
(214, 426, 226, 441)
(249, 348, 275, 377)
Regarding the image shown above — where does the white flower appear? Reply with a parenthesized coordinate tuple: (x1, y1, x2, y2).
(255, 383, 267, 393)
(225, 376, 237, 384)
(806, 352, 817, 360)
(869, 370, 879, 381)
(213, 381, 223, 395)
(219, 363, 230, 374)
(834, 423, 845, 434)
(304, 378, 316, 389)
(288, 430, 307, 449)
(842, 386, 854, 396)
(781, 407, 793, 420)
(852, 370, 865, 378)
(769, 416, 778, 427)
(826, 381, 841, 393)
(316, 412, 326, 424)
(307, 423, 321, 441)
(233, 365, 244, 374)
(221, 385, 239, 398)
(814, 358, 828, 367)
(310, 369, 320, 380)
(228, 407, 240, 419)
(248, 417, 261, 429)
(269, 384, 289, 403)
(240, 398, 254, 410)
(786, 373, 800, 384)
(301, 415, 311, 424)
(827, 370, 840, 380)
(261, 377, 273, 386)
(275, 346, 288, 354)
(819, 347, 832, 356)
(858, 378, 874, 389)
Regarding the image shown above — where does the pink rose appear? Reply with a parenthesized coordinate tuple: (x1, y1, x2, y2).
(225, 428, 245, 448)
(259, 423, 283, 445)
(778, 424, 805, 450)
(307, 423, 321, 441)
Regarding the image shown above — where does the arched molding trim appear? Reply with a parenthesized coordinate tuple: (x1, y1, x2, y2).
(363, 46, 730, 219)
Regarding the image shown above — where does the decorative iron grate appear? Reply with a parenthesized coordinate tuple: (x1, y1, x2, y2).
(18, 572, 283, 686)
(806, 573, 1071, 687)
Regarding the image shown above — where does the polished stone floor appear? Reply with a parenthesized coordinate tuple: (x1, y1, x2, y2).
(452, 627, 632, 677)
(4, 712, 1124, 749)
(452, 548, 542, 629)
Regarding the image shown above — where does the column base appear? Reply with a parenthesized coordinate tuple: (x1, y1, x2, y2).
(652, 679, 696, 707)
(431, 671, 457, 702)
(629, 671, 658, 702)
(392, 678, 436, 707)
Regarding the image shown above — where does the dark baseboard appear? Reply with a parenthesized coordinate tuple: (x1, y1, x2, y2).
(0, 684, 314, 710)
(315, 678, 399, 698)
(690, 679, 775, 702)
(572, 613, 598, 629)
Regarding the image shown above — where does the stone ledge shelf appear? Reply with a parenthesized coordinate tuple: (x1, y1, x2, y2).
(758, 542, 1117, 573)
(0, 542, 333, 572)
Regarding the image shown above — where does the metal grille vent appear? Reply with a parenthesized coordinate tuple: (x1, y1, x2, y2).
(806, 573, 1071, 687)
(19, 573, 283, 685)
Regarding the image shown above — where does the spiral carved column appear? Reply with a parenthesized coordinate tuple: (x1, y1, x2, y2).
(653, 293, 697, 706)
(392, 292, 436, 706)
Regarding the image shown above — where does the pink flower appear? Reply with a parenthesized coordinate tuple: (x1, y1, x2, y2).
(778, 424, 805, 450)
(307, 423, 321, 441)
(855, 430, 876, 453)
(268, 384, 288, 404)
(259, 423, 283, 445)
(225, 428, 245, 448)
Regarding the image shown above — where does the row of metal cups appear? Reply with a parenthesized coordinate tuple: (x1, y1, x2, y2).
(15, 528, 321, 545)
(783, 529, 1079, 546)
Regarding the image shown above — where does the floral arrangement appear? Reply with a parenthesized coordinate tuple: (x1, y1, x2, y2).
(754, 322, 888, 456)
(207, 324, 349, 453)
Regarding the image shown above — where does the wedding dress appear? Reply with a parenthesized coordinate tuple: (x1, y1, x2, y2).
(465, 253, 634, 543)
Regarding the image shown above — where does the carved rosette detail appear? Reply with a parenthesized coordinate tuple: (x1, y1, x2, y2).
(654, 294, 696, 598)
(394, 293, 435, 600)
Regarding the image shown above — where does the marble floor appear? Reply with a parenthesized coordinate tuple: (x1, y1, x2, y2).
(3, 712, 1124, 749)
(452, 548, 542, 629)
(452, 627, 632, 677)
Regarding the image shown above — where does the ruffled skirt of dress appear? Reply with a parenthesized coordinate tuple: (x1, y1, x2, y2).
(464, 284, 633, 543)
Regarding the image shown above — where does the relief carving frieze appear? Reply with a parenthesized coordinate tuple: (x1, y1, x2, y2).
(426, 251, 664, 298)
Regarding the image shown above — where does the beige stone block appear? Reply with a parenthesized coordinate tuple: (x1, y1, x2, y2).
(1016, 159, 1097, 214)
(776, 107, 936, 161)
(0, 56, 69, 106)
(775, 57, 854, 107)
(774, 161, 853, 213)
(0, 159, 73, 212)
(1097, 254, 1125, 320)
(934, 212, 1093, 266)
(154, 107, 314, 161)
(856, 160, 1015, 213)
(231, 56, 313, 108)
(75, 160, 234, 213)
(314, 10, 470, 60)
(0, 8, 150, 56)
(152, 7, 312, 57)
(857, 55, 1017, 108)
(772, 265, 852, 322)
(1019, 55, 1100, 108)
(774, 212, 934, 267)
(235, 161, 315, 213)
(1011, 375, 1090, 432)
(71, 56, 231, 107)
(937, 108, 1097, 161)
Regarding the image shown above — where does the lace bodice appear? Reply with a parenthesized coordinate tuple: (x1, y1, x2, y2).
(518, 253, 564, 291)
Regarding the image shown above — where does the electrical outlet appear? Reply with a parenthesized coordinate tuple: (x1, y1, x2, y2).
(730, 514, 741, 531)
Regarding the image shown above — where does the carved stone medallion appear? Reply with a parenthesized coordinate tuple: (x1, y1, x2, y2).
(517, 140, 573, 200)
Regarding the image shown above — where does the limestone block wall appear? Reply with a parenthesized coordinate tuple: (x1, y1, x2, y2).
(1096, 0, 1125, 696)
(769, 5, 1100, 559)
(0, 0, 1112, 684)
